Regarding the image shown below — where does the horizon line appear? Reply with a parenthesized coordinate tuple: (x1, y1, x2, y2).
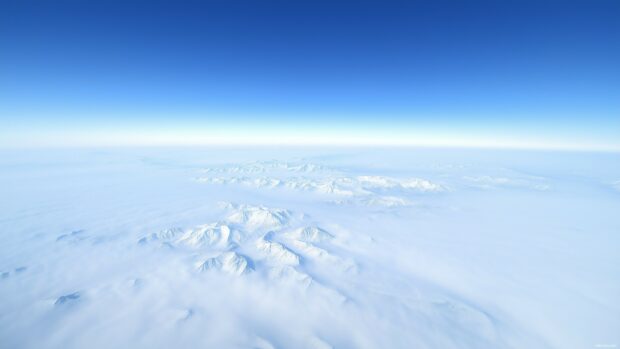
(1, 138, 619, 153)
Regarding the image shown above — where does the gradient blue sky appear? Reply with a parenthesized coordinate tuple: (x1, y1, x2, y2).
(1, 0, 619, 149)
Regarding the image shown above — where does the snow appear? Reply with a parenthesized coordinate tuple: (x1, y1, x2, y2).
(464, 175, 549, 191)
(0, 147, 618, 349)
(268, 265, 313, 287)
(224, 203, 293, 231)
(286, 226, 334, 243)
(256, 238, 301, 266)
(177, 223, 233, 249)
(196, 252, 251, 275)
(196, 167, 445, 201)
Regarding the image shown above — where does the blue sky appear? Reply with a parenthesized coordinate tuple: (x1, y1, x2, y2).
(1, 0, 619, 149)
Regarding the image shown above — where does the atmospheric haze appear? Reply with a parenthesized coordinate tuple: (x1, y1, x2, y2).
(0, 147, 618, 349)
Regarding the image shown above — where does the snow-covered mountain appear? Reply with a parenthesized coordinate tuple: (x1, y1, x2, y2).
(0, 148, 618, 349)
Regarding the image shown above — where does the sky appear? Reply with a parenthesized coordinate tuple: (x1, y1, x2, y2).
(1, 0, 619, 149)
